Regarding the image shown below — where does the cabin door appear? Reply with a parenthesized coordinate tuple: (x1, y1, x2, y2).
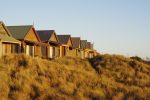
(26, 45, 34, 56)
(50, 46, 53, 58)
(0, 42, 2, 57)
(62, 46, 66, 56)
(26, 45, 30, 56)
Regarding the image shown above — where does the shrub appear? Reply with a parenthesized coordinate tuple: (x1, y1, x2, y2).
(0, 54, 149, 99)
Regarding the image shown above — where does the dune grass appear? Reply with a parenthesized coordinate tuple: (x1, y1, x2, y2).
(0, 54, 149, 100)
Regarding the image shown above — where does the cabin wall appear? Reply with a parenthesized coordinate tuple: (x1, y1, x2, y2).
(25, 29, 39, 42)
(65, 46, 70, 57)
(24, 28, 41, 57)
(49, 46, 60, 58)
(55, 47, 60, 58)
(11, 44, 20, 54)
(89, 52, 94, 58)
(94, 51, 97, 56)
(34, 45, 41, 57)
(76, 49, 81, 57)
(2, 43, 11, 55)
(59, 46, 68, 57)
(67, 38, 72, 47)
(80, 50, 85, 59)
(68, 49, 76, 57)
(0, 42, 2, 57)
(85, 51, 89, 58)
(0, 42, 20, 57)
(41, 46, 48, 58)
(59, 46, 62, 57)
(50, 33, 57, 42)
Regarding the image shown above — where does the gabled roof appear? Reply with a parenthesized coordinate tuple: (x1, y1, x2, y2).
(57, 35, 71, 45)
(36, 30, 58, 43)
(0, 34, 20, 44)
(7, 25, 33, 40)
(0, 21, 12, 36)
(71, 37, 80, 49)
(80, 40, 87, 49)
(87, 42, 91, 49)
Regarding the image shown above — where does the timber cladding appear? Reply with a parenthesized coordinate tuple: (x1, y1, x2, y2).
(34, 45, 41, 57)
(41, 46, 48, 58)
(36, 30, 59, 59)
(25, 28, 39, 42)
(2, 43, 20, 55)
(0, 21, 97, 59)
(0, 42, 2, 57)
(0, 22, 21, 57)
(7, 25, 41, 57)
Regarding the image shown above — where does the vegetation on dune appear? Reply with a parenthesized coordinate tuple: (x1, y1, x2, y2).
(89, 54, 150, 99)
(130, 56, 150, 65)
(0, 54, 149, 100)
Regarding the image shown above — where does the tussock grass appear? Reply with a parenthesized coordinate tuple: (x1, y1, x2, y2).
(0, 54, 149, 100)
(89, 54, 150, 99)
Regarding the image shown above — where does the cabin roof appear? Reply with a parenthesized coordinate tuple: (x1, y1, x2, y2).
(36, 30, 58, 42)
(0, 34, 20, 44)
(0, 21, 12, 36)
(80, 40, 87, 49)
(87, 42, 91, 49)
(57, 35, 71, 45)
(71, 37, 80, 49)
(7, 25, 32, 39)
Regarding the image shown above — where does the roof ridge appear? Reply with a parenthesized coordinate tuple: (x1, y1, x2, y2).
(7, 25, 33, 27)
(36, 30, 55, 31)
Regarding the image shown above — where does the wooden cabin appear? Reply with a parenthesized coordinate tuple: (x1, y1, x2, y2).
(36, 30, 59, 59)
(7, 25, 47, 57)
(80, 40, 96, 58)
(90, 43, 97, 57)
(80, 40, 87, 58)
(71, 37, 81, 57)
(0, 21, 21, 57)
(85, 42, 95, 58)
(57, 35, 73, 57)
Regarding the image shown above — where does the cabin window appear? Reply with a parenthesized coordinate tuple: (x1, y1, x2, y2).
(11, 44, 20, 53)
(41, 46, 47, 58)
(35, 46, 41, 57)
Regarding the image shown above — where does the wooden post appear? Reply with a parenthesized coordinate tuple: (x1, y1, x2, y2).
(0, 42, 2, 57)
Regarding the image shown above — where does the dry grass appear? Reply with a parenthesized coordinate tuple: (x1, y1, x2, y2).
(0, 54, 149, 100)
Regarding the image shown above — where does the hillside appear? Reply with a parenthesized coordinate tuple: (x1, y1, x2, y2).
(0, 54, 150, 100)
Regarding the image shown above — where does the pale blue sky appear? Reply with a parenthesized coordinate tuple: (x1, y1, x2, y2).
(1, 0, 150, 58)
